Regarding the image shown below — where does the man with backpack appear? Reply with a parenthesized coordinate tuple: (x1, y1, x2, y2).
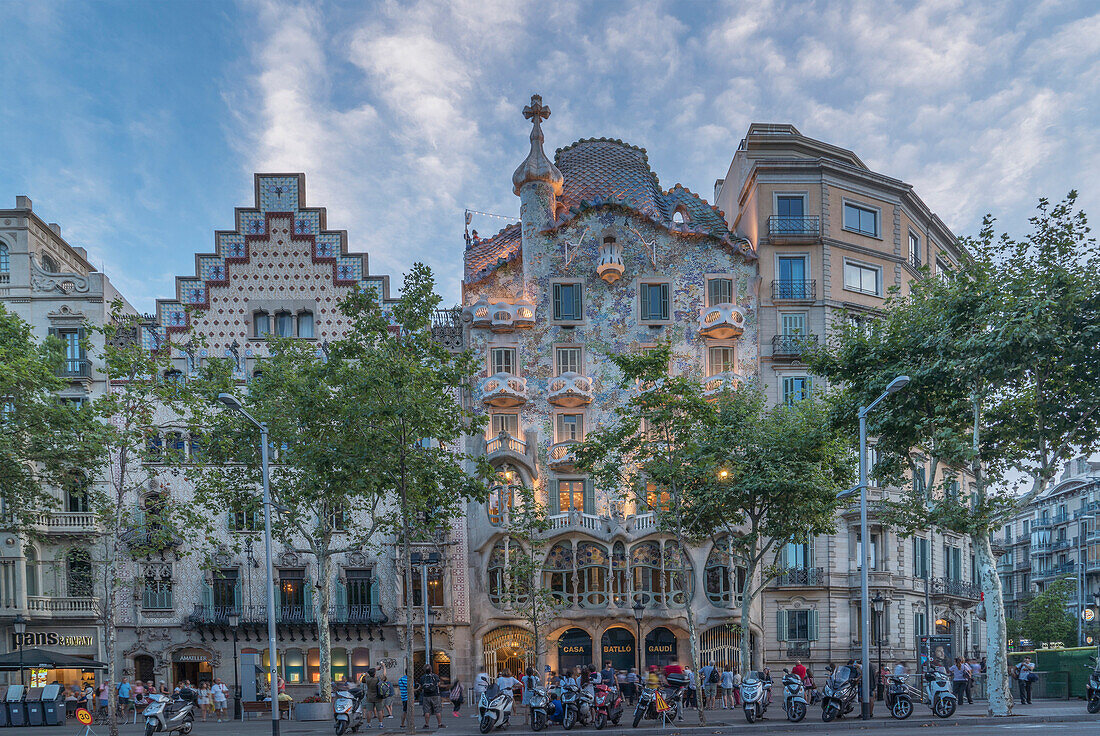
(701, 663, 719, 709)
(420, 669, 444, 728)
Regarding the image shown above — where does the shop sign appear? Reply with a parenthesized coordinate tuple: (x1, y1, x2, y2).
(12, 631, 95, 649)
(646, 643, 674, 654)
(602, 644, 632, 654)
(173, 653, 212, 663)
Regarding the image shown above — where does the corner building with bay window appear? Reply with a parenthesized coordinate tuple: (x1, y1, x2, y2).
(462, 96, 762, 678)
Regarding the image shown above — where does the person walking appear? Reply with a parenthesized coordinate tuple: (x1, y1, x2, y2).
(719, 665, 734, 709)
(1017, 657, 1036, 705)
(363, 668, 384, 729)
(379, 671, 394, 719)
(449, 678, 464, 717)
(947, 658, 970, 705)
(420, 668, 444, 729)
(398, 671, 409, 728)
(197, 682, 210, 722)
(211, 678, 229, 722)
(731, 668, 743, 707)
(684, 665, 696, 709)
(966, 658, 981, 705)
(624, 667, 639, 705)
(699, 663, 716, 709)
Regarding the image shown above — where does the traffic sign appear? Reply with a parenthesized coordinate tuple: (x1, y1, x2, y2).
(76, 709, 92, 725)
(1084, 608, 1096, 622)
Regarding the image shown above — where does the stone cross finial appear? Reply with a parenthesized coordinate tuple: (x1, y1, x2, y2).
(523, 94, 551, 123)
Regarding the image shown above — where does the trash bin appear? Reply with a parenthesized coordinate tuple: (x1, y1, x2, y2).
(42, 685, 63, 726)
(26, 686, 43, 726)
(7, 684, 26, 727)
(0, 686, 9, 727)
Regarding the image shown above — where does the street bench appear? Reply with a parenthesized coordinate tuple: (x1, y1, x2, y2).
(242, 701, 293, 719)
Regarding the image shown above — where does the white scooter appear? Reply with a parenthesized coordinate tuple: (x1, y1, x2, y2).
(780, 670, 808, 722)
(478, 684, 514, 734)
(920, 670, 957, 718)
(333, 686, 366, 734)
(143, 689, 196, 736)
(740, 672, 772, 723)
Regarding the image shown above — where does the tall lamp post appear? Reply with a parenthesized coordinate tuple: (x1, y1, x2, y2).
(13, 614, 27, 687)
(871, 593, 885, 703)
(410, 551, 441, 678)
(839, 375, 909, 720)
(229, 611, 241, 720)
(216, 394, 279, 736)
(632, 600, 645, 677)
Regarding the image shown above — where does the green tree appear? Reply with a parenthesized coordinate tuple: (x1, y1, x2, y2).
(688, 387, 851, 671)
(0, 304, 103, 531)
(808, 193, 1100, 716)
(576, 344, 717, 725)
(1020, 578, 1076, 647)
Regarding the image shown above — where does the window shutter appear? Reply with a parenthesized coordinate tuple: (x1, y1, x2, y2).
(369, 573, 380, 607)
(233, 578, 242, 609)
(572, 285, 582, 320)
(76, 326, 86, 359)
(550, 484, 561, 515)
(809, 609, 819, 641)
(808, 538, 816, 568)
(305, 581, 315, 622)
(583, 479, 595, 515)
(335, 580, 348, 616)
(201, 581, 214, 609)
(660, 284, 669, 320)
(274, 576, 282, 610)
(777, 610, 788, 641)
(553, 284, 562, 320)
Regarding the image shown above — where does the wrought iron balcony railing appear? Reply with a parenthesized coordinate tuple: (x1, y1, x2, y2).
(774, 567, 825, 586)
(768, 216, 820, 238)
(931, 577, 981, 600)
(57, 358, 91, 379)
(772, 334, 818, 358)
(771, 280, 816, 301)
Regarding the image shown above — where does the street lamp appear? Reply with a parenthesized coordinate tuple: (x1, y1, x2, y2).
(13, 614, 26, 687)
(410, 551, 441, 679)
(632, 600, 645, 677)
(228, 610, 241, 720)
(871, 593, 885, 703)
(856, 376, 909, 720)
(216, 393, 279, 736)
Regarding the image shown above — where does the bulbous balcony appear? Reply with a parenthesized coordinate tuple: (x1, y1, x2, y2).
(702, 372, 741, 398)
(548, 440, 581, 472)
(596, 241, 624, 284)
(699, 303, 746, 339)
(464, 297, 535, 332)
(480, 372, 527, 408)
(548, 372, 594, 407)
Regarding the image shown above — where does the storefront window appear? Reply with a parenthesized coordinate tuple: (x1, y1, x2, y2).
(331, 648, 349, 683)
(645, 627, 677, 669)
(350, 648, 370, 683)
(558, 628, 592, 673)
(284, 648, 305, 684)
(307, 648, 320, 684)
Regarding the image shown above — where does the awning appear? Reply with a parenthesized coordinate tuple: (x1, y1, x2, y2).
(0, 649, 106, 670)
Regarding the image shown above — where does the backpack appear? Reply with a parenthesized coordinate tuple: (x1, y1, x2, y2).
(421, 675, 439, 696)
(708, 668, 720, 685)
(378, 681, 393, 699)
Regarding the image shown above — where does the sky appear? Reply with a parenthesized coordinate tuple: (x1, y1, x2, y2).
(1, 0, 1098, 312)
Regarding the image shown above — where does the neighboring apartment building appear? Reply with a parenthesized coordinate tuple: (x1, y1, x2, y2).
(714, 125, 984, 670)
(461, 96, 761, 678)
(0, 196, 135, 686)
(997, 457, 1100, 643)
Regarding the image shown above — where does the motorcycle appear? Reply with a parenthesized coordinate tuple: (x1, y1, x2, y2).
(820, 665, 860, 722)
(528, 685, 551, 731)
(142, 689, 196, 736)
(561, 683, 594, 730)
(780, 670, 808, 723)
(884, 675, 916, 720)
(631, 675, 686, 728)
(1087, 659, 1100, 714)
(884, 669, 955, 719)
(478, 684, 515, 734)
(333, 686, 365, 735)
(740, 672, 771, 723)
(592, 683, 623, 729)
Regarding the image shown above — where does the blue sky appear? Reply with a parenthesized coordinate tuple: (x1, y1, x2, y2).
(1, 0, 1098, 310)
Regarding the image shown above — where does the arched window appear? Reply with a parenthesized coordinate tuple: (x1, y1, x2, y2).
(66, 547, 92, 597)
(0, 243, 9, 273)
(612, 542, 628, 607)
(487, 484, 516, 525)
(544, 541, 575, 606)
(705, 539, 745, 607)
(488, 539, 528, 610)
(134, 654, 155, 683)
(41, 254, 59, 272)
(631, 542, 661, 607)
(25, 546, 39, 597)
(488, 541, 507, 608)
(283, 647, 305, 684)
(577, 542, 608, 608)
(663, 541, 690, 607)
(297, 311, 314, 339)
(275, 311, 294, 337)
(253, 311, 271, 338)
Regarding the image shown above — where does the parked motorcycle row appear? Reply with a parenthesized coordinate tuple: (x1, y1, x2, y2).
(142, 688, 197, 736)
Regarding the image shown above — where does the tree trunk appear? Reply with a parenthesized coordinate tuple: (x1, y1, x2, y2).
(316, 552, 333, 701)
(672, 507, 704, 725)
(105, 505, 122, 736)
(739, 559, 755, 675)
(401, 494, 417, 734)
(975, 530, 1013, 716)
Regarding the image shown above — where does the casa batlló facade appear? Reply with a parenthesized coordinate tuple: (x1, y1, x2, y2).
(1, 95, 984, 693)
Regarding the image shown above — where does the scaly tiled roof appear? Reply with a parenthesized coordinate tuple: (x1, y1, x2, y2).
(464, 222, 522, 283)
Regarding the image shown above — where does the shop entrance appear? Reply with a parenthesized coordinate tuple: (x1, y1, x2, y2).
(558, 628, 592, 673)
(482, 626, 534, 679)
(644, 627, 677, 670)
(173, 649, 214, 687)
(600, 628, 635, 671)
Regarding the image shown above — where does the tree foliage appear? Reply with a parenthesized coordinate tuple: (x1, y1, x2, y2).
(1020, 579, 1077, 647)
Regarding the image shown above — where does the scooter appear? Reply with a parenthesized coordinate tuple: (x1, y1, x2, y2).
(781, 670, 808, 722)
(529, 685, 551, 731)
(592, 683, 623, 729)
(478, 684, 514, 734)
(885, 675, 916, 719)
(920, 670, 957, 718)
(333, 686, 365, 735)
(1087, 659, 1100, 714)
(740, 672, 771, 723)
(142, 688, 196, 736)
(561, 683, 594, 730)
(632, 676, 686, 728)
(820, 665, 860, 722)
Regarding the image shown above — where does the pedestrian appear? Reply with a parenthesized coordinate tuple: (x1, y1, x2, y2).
(624, 667, 639, 705)
(449, 678, 464, 717)
(397, 671, 409, 728)
(380, 672, 394, 719)
(211, 677, 229, 722)
(522, 668, 540, 717)
(197, 681, 210, 721)
(363, 668, 384, 729)
(1017, 656, 1036, 704)
(966, 658, 981, 705)
(877, 665, 888, 702)
(732, 667, 743, 707)
(472, 670, 489, 719)
(117, 676, 133, 722)
(762, 667, 773, 705)
(719, 665, 733, 709)
(948, 658, 969, 704)
(892, 661, 908, 679)
(420, 667, 444, 729)
(684, 665, 696, 709)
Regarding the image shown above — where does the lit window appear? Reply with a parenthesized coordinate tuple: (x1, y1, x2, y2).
(782, 376, 810, 405)
(707, 278, 733, 307)
(557, 413, 584, 442)
(843, 202, 879, 237)
(553, 283, 583, 321)
(843, 261, 881, 296)
(645, 482, 670, 512)
(640, 282, 670, 321)
(556, 346, 582, 375)
(490, 347, 517, 375)
(558, 480, 586, 513)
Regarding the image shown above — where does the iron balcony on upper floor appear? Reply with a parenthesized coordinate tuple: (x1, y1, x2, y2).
(189, 603, 387, 627)
(772, 333, 818, 360)
(931, 577, 982, 601)
(1032, 562, 1078, 581)
(767, 216, 821, 242)
(774, 566, 825, 587)
(56, 358, 92, 383)
(771, 279, 817, 302)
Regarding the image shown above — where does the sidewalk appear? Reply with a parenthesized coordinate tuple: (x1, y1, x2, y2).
(25, 700, 1099, 736)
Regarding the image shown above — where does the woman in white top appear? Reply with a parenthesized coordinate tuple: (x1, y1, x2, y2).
(197, 682, 211, 722)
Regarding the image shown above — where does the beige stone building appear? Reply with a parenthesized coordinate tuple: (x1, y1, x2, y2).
(715, 124, 984, 673)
